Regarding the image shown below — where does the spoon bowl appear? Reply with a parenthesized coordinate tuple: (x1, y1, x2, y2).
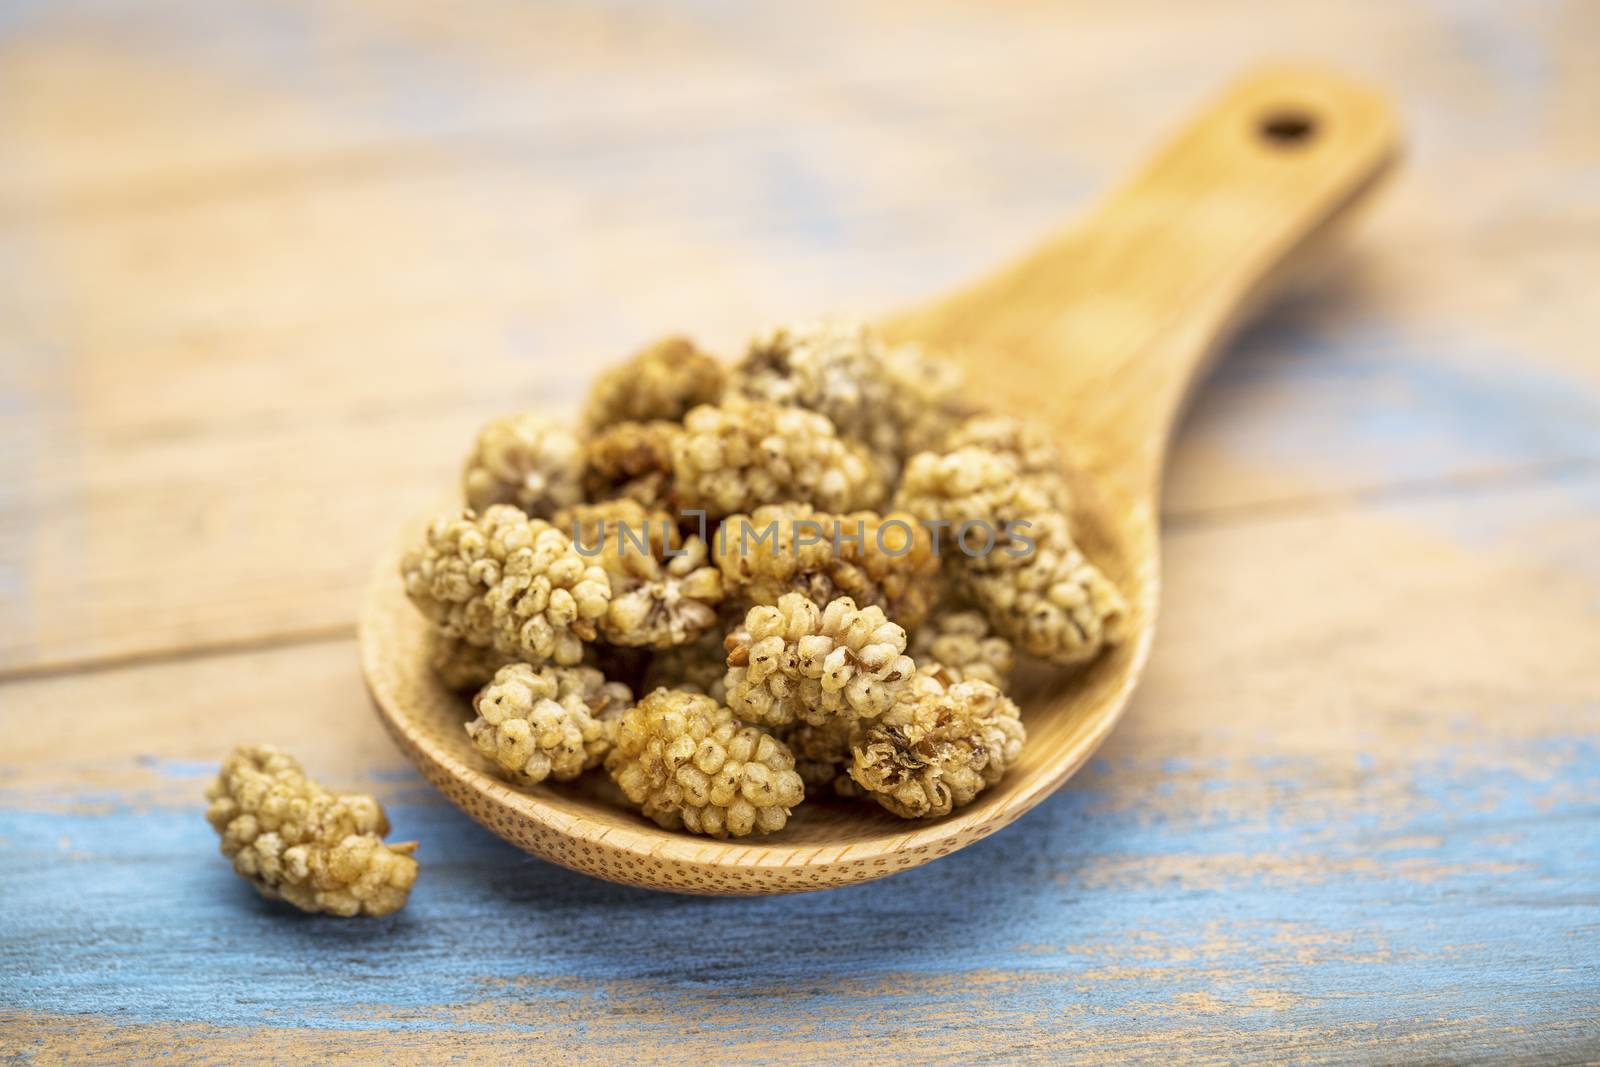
(360, 65, 1399, 894)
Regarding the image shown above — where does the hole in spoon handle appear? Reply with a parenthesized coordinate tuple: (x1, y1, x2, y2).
(1258, 109, 1318, 146)
(890, 64, 1401, 493)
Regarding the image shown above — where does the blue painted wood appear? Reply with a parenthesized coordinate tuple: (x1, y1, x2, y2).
(3, 728, 1596, 1050)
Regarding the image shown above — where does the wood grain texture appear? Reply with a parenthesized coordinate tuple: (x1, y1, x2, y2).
(3, 0, 1597, 675)
(2, 0, 1597, 1061)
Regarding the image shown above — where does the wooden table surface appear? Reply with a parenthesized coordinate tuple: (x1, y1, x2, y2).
(3, 2, 1596, 1063)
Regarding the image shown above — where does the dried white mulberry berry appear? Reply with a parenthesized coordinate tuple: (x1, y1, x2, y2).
(605, 689, 805, 837)
(583, 336, 725, 433)
(462, 412, 585, 518)
(466, 664, 634, 784)
(944, 414, 1071, 508)
(556, 499, 724, 648)
(732, 320, 900, 478)
(400, 505, 612, 666)
(205, 745, 418, 917)
(732, 321, 975, 477)
(895, 446, 1121, 666)
(848, 677, 1025, 819)
(714, 504, 940, 630)
(673, 398, 884, 518)
(963, 539, 1127, 667)
(910, 609, 1015, 690)
(895, 446, 1067, 548)
(724, 593, 916, 728)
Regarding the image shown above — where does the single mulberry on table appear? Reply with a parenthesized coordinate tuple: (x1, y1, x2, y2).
(400, 504, 612, 666)
(724, 593, 917, 728)
(205, 745, 418, 917)
(848, 675, 1025, 819)
(909, 609, 1015, 690)
(554, 499, 724, 648)
(605, 688, 805, 837)
(462, 412, 586, 518)
(714, 503, 941, 631)
(672, 398, 885, 518)
(582, 335, 725, 433)
(467, 663, 634, 784)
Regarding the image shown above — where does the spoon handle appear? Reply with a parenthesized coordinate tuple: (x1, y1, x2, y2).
(888, 65, 1400, 495)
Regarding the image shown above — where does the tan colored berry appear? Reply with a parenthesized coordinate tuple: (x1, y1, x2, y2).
(672, 398, 885, 518)
(466, 664, 633, 784)
(895, 446, 1121, 666)
(205, 745, 418, 917)
(732, 320, 900, 480)
(605, 689, 805, 837)
(944, 414, 1071, 509)
(964, 539, 1127, 666)
(583, 336, 725, 433)
(724, 593, 916, 728)
(849, 677, 1025, 819)
(714, 503, 940, 630)
(732, 320, 975, 478)
(400, 505, 612, 666)
(895, 446, 1067, 547)
(583, 419, 681, 510)
(882, 339, 974, 458)
(909, 609, 1015, 690)
(462, 412, 585, 518)
(555, 499, 724, 649)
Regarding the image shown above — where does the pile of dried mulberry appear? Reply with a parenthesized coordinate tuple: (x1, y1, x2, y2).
(207, 318, 1127, 917)
(386, 319, 1126, 839)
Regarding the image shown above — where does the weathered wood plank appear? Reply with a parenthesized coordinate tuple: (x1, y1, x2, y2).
(4, 0, 1598, 1060)
(4, 471, 1596, 1062)
(2, 0, 1598, 673)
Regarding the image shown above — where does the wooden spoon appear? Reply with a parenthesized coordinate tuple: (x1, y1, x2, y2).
(360, 65, 1400, 894)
